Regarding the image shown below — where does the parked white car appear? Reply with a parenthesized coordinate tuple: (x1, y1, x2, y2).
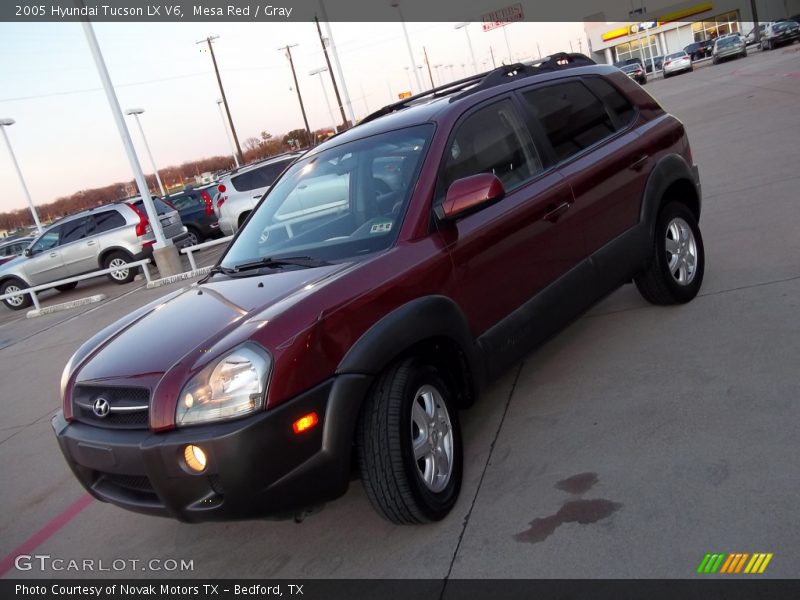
(213, 153, 302, 236)
(662, 51, 693, 77)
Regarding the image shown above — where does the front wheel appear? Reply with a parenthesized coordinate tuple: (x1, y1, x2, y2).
(103, 251, 135, 284)
(1, 278, 32, 311)
(356, 358, 463, 524)
(635, 202, 705, 305)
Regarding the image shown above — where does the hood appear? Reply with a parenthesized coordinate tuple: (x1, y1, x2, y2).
(75, 263, 352, 383)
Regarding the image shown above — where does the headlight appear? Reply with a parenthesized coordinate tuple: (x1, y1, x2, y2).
(176, 343, 271, 426)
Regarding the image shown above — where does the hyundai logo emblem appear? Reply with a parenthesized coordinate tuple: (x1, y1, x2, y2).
(92, 397, 111, 418)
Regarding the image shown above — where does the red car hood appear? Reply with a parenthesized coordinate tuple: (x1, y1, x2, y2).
(75, 263, 352, 382)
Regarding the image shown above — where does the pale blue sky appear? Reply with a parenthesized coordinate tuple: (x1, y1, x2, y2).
(0, 20, 583, 212)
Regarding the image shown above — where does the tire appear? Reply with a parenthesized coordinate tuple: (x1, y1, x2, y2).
(712, 57, 719, 65)
(237, 211, 251, 230)
(56, 282, 78, 292)
(1, 278, 32, 311)
(103, 251, 135, 284)
(356, 358, 463, 525)
(635, 202, 705, 305)
(185, 227, 202, 247)
(664, 72, 670, 79)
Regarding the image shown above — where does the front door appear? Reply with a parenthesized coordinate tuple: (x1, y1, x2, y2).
(22, 227, 66, 285)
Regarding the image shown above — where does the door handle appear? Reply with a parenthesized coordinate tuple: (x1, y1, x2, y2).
(543, 201, 570, 223)
(49, 252, 58, 258)
(87, 240, 96, 246)
(630, 155, 649, 171)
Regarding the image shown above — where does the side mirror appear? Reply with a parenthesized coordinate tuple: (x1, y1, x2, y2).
(434, 173, 505, 222)
(23, 248, 32, 257)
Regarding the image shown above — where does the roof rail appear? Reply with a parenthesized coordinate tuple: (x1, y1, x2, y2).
(359, 52, 596, 125)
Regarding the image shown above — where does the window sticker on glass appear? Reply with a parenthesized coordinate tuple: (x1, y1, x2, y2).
(370, 222, 393, 234)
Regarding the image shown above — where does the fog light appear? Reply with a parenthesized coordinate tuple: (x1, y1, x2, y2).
(184, 444, 207, 472)
(292, 412, 319, 434)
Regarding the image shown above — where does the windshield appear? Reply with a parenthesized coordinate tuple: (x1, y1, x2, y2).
(666, 52, 685, 60)
(221, 124, 433, 269)
(717, 37, 738, 47)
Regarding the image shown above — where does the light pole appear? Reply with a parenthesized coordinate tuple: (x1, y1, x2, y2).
(216, 99, 240, 168)
(391, 1, 423, 93)
(80, 20, 180, 276)
(455, 23, 478, 75)
(404, 66, 414, 91)
(124, 108, 165, 197)
(309, 67, 337, 131)
(0, 119, 43, 234)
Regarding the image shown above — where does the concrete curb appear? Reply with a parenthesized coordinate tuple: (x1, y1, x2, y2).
(26, 294, 107, 319)
(145, 266, 213, 289)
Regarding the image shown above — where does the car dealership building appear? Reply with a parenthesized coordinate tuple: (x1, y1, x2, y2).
(583, 0, 799, 64)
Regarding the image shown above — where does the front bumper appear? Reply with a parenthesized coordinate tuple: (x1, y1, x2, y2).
(52, 375, 373, 522)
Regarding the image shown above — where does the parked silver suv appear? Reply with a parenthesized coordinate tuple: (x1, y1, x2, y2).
(0, 198, 189, 310)
(214, 153, 301, 236)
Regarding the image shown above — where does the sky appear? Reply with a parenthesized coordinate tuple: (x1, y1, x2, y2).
(0, 20, 584, 213)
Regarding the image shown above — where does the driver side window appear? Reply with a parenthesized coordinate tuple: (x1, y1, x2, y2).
(440, 98, 543, 198)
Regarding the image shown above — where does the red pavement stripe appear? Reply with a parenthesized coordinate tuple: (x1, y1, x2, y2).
(0, 494, 93, 577)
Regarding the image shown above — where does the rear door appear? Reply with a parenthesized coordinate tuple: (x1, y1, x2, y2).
(58, 216, 96, 276)
(436, 97, 577, 336)
(516, 76, 647, 257)
(22, 226, 66, 285)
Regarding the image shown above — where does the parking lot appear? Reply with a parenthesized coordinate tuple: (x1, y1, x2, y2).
(1, 46, 799, 579)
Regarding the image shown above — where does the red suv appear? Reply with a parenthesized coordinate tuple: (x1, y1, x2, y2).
(54, 54, 704, 525)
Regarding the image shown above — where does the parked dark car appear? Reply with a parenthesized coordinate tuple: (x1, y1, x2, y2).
(0, 237, 33, 266)
(644, 55, 664, 73)
(761, 20, 800, 50)
(54, 54, 704, 525)
(166, 184, 222, 246)
(619, 62, 647, 84)
(684, 39, 715, 60)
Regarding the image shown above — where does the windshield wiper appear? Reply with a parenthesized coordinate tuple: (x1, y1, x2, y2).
(227, 255, 331, 274)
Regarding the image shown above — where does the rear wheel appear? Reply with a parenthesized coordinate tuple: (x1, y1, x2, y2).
(1, 278, 32, 311)
(55, 282, 78, 292)
(635, 202, 705, 305)
(356, 358, 463, 524)
(103, 251, 135, 284)
(185, 227, 202, 247)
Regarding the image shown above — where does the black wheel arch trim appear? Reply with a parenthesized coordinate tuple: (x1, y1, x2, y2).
(640, 153, 702, 245)
(336, 295, 485, 400)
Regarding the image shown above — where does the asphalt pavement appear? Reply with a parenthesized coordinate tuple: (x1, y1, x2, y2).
(1, 45, 799, 579)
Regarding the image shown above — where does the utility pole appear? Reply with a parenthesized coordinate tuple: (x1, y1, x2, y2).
(279, 44, 312, 147)
(750, 0, 761, 43)
(317, 0, 355, 126)
(197, 36, 243, 165)
(314, 16, 348, 130)
(423, 46, 435, 88)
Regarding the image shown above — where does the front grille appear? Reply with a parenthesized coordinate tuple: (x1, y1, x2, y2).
(103, 473, 154, 493)
(72, 385, 150, 429)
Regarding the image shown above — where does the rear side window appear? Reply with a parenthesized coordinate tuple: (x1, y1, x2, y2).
(440, 98, 543, 195)
(92, 210, 126, 233)
(521, 81, 619, 161)
(169, 193, 201, 211)
(60, 218, 89, 244)
(231, 159, 292, 192)
(583, 78, 636, 127)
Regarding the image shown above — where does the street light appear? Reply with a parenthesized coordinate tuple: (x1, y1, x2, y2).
(0, 118, 43, 234)
(390, 1, 423, 93)
(454, 23, 478, 75)
(124, 108, 166, 197)
(309, 67, 337, 132)
(215, 99, 240, 168)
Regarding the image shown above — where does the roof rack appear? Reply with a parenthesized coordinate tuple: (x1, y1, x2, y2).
(360, 52, 596, 125)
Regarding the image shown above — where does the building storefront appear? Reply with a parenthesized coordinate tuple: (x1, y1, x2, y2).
(583, 0, 789, 65)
